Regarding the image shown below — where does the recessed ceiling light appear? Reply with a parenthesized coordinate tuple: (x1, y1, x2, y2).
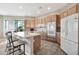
(39, 6, 42, 9)
(19, 6, 23, 9)
(48, 7, 51, 10)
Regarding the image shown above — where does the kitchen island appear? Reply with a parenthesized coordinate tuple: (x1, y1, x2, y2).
(14, 32, 41, 55)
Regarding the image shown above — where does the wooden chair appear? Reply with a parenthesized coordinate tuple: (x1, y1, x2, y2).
(5, 31, 25, 55)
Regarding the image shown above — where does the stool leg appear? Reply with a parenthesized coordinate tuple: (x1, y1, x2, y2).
(24, 44, 25, 55)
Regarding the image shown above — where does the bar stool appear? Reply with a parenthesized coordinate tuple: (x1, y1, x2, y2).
(5, 31, 25, 55)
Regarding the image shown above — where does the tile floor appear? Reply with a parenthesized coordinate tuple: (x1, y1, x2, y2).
(35, 40, 66, 55)
(0, 39, 66, 55)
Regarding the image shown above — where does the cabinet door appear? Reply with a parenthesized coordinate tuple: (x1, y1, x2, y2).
(34, 19, 37, 27)
(68, 5, 77, 16)
(41, 18, 45, 24)
(56, 32, 60, 44)
(47, 16, 52, 22)
(44, 18, 48, 25)
(76, 4, 79, 13)
(33, 35, 41, 54)
(60, 12, 64, 19)
(51, 15, 56, 22)
(35, 19, 41, 27)
(25, 20, 30, 28)
(30, 20, 35, 28)
(63, 10, 68, 17)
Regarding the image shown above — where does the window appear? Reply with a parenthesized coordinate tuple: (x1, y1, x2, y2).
(4, 20, 24, 35)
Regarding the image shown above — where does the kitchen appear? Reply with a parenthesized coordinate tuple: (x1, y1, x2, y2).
(0, 3, 78, 55)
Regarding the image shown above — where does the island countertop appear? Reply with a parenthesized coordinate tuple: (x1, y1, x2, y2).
(14, 32, 40, 38)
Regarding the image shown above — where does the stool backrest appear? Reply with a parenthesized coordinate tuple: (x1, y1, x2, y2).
(5, 31, 14, 47)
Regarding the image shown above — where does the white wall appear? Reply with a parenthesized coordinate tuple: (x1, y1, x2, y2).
(0, 16, 4, 41)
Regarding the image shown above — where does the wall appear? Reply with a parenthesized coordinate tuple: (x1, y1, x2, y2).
(0, 16, 4, 41)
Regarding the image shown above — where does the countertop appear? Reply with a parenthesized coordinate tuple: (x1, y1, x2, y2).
(14, 32, 40, 38)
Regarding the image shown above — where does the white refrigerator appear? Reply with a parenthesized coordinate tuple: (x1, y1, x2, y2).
(61, 13, 78, 55)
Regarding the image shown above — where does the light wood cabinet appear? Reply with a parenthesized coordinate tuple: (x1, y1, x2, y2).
(76, 4, 79, 13)
(24, 20, 31, 28)
(60, 10, 68, 19)
(56, 32, 60, 45)
(33, 35, 41, 54)
(68, 5, 77, 16)
(51, 15, 56, 22)
(45, 17, 49, 24)
(46, 15, 57, 22)
(60, 4, 79, 19)
(60, 12, 64, 19)
(30, 19, 35, 28)
(40, 32, 47, 40)
(34, 19, 38, 27)
(60, 4, 79, 26)
(47, 16, 52, 22)
(25, 20, 33, 28)
(24, 18, 35, 31)
(41, 18, 46, 24)
(34, 19, 41, 27)
(63, 10, 68, 17)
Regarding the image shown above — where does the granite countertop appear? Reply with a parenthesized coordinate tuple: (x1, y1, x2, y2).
(14, 32, 40, 38)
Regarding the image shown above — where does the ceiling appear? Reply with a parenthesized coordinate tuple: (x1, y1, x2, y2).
(0, 3, 71, 17)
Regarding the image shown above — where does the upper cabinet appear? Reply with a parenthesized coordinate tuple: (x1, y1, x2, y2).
(45, 17, 49, 24)
(76, 4, 79, 13)
(24, 20, 30, 28)
(47, 15, 52, 22)
(34, 18, 41, 27)
(63, 10, 68, 17)
(51, 15, 57, 22)
(60, 4, 79, 19)
(24, 18, 35, 28)
(24, 15, 59, 29)
(41, 18, 45, 24)
(46, 15, 57, 22)
(30, 19, 35, 28)
(60, 10, 68, 19)
(68, 5, 77, 16)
